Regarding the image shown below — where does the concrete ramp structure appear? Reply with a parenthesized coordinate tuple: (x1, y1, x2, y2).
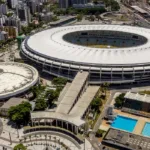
(56, 71, 89, 114)
(30, 71, 99, 139)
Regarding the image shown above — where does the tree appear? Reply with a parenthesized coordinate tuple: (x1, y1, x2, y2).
(93, 0, 98, 4)
(115, 93, 125, 108)
(89, 15, 95, 21)
(8, 102, 32, 126)
(35, 98, 47, 110)
(103, 0, 120, 11)
(111, 1, 120, 11)
(96, 129, 105, 137)
(77, 14, 83, 21)
(14, 144, 27, 150)
(46, 89, 59, 106)
(52, 77, 67, 85)
(91, 97, 102, 111)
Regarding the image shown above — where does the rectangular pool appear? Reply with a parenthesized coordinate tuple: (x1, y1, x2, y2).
(111, 115, 137, 132)
(142, 122, 150, 137)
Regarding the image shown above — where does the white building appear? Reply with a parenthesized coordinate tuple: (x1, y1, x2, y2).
(0, 4, 8, 15)
(7, 0, 18, 8)
(0, 31, 8, 41)
(18, 5, 31, 25)
(0, 15, 7, 25)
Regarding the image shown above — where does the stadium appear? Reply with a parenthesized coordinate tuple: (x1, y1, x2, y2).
(0, 62, 39, 99)
(21, 25, 150, 84)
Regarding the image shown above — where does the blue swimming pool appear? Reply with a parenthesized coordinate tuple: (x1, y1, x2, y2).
(142, 122, 150, 137)
(111, 115, 137, 132)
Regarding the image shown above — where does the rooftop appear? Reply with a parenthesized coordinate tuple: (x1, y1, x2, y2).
(24, 25, 150, 66)
(31, 111, 85, 127)
(1, 97, 28, 109)
(125, 91, 150, 103)
(56, 71, 89, 114)
(131, 6, 148, 14)
(69, 86, 99, 117)
(103, 128, 150, 150)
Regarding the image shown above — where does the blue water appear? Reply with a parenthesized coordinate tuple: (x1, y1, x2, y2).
(142, 122, 150, 137)
(111, 115, 137, 132)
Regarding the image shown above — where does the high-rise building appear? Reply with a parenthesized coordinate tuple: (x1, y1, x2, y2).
(0, 4, 8, 15)
(5, 15, 21, 33)
(0, 15, 7, 26)
(26, 0, 37, 14)
(58, 0, 91, 8)
(18, 5, 31, 25)
(59, 0, 69, 8)
(7, 0, 18, 8)
(71, 0, 90, 5)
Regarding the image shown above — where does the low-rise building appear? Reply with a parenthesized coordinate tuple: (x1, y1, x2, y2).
(39, 12, 52, 22)
(0, 97, 28, 116)
(0, 31, 8, 41)
(0, 26, 18, 37)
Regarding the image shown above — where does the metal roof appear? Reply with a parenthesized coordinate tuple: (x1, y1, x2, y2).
(125, 91, 150, 103)
(56, 71, 89, 114)
(24, 25, 150, 66)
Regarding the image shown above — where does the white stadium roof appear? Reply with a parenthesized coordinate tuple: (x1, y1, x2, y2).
(25, 25, 150, 66)
(0, 63, 39, 99)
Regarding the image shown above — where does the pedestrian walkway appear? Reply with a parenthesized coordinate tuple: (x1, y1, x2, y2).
(56, 71, 89, 114)
(69, 86, 99, 117)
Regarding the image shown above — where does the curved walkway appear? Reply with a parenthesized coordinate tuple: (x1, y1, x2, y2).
(22, 131, 82, 149)
(23, 138, 71, 150)
(0, 144, 12, 150)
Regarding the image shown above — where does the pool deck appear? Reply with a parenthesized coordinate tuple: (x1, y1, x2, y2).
(100, 109, 150, 135)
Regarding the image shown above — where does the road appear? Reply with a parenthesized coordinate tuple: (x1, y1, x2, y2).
(120, 3, 150, 28)
(89, 90, 116, 150)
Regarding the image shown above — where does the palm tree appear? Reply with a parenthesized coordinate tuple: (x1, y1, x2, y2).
(24, 137, 26, 143)
(102, 82, 110, 97)
(45, 134, 47, 145)
(53, 136, 56, 147)
(49, 135, 51, 141)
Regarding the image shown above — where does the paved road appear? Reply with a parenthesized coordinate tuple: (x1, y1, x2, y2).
(89, 90, 116, 150)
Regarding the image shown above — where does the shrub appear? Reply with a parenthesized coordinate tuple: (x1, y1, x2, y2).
(96, 129, 105, 137)
(115, 93, 125, 108)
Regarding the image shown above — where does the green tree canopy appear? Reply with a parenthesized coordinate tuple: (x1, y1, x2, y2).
(52, 77, 67, 85)
(46, 89, 60, 106)
(77, 14, 83, 21)
(35, 98, 47, 111)
(115, 93, 125, 108)
(8, 102, 32, 126)
(103, 0, 120, 11)
(14, 144, 27, 150)
(91, 97, 102, 111)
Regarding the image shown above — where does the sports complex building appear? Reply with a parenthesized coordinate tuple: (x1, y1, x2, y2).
(0, 62, 39, 99)
(21, 25, 150, 84)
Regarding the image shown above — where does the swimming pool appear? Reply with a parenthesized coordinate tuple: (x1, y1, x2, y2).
(142, 122, 150, 137)
(111, 115, 137, 132)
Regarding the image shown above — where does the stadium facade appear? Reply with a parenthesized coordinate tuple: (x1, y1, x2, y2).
(21, 25, 150, 84)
